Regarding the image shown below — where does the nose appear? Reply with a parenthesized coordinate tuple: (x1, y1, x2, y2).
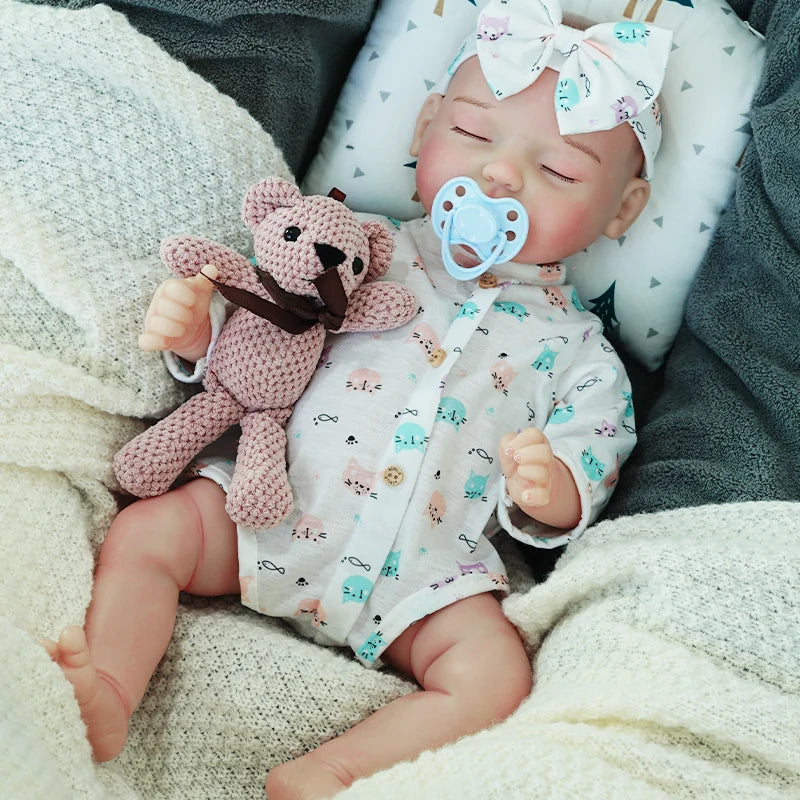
(314, 242, 346, 270)
(481, 158, 523, 195)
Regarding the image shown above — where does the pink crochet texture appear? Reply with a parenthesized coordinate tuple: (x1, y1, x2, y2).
(113, 177, 417, 529)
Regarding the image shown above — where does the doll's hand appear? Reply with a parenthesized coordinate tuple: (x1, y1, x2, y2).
(138, 264, 218, 362)
(498, 428, 582, 530)
(498, 428, 554, 510)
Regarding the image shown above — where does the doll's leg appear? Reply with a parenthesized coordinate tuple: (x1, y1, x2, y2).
(265, 592, 532, 800)
(41, 478, 238, 762)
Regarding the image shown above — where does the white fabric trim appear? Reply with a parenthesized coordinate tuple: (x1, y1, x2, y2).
(495, 473, 588, 550)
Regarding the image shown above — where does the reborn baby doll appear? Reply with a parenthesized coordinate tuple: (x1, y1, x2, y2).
(45, 2, 671, 797)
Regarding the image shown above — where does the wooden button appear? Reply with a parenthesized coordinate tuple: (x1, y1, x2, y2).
(382, 465, 404, 486)
(428, 348, 446, 367)
(478, 272, 498, 288)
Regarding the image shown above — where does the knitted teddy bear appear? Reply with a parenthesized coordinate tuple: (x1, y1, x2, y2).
(114, 176, 417, 529)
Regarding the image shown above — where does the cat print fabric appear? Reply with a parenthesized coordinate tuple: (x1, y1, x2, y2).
(178, 215, 636, 666)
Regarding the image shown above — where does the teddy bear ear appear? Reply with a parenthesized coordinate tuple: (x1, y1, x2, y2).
(242, 177, 303, 229)
(361, 220, 395, 281)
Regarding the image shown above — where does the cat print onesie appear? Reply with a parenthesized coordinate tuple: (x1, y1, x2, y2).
(168, 215, 636, 666)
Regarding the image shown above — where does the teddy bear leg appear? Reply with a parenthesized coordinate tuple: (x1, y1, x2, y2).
(226, 408, 293, 530)
(114, 390, 245, 498)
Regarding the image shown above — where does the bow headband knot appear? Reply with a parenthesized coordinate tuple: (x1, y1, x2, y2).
(552, 23, 586, 55)
(437, 0, 673, 179)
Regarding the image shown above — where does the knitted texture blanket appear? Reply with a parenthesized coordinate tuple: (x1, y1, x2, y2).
(14, 0, 378, 180)
(2, 2, 799, 799)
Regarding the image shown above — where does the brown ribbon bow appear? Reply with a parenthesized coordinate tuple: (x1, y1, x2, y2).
(202, 254, 348, 335)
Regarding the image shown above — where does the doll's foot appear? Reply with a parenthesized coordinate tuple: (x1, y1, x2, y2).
(265, 752, 351, 800)
(41, 626, 130, 761)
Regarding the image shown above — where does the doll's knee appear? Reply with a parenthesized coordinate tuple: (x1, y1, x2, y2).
(484, 623, 533, 722)
(424, 596, 533, 721)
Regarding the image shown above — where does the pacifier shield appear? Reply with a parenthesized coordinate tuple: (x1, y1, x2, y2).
(453, 203, 498, 244)
(432, 177, 529, 281)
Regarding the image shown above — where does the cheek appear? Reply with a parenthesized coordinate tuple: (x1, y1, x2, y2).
(415, 135, 460, 215)
(519, 191, 618, 265)
(516, 199, 588, 263)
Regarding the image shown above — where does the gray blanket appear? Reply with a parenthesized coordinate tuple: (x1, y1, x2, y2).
(18, 0, 378, 179)
(608, 0, 800, 517)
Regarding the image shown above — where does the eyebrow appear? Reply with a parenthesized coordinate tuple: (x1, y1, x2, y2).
(452, 95, 494, 109)
(563, 135, 602, 165)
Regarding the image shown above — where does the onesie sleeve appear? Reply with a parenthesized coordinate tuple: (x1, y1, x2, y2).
(162, 291, 229, 383)
(496, 334, 636, 549)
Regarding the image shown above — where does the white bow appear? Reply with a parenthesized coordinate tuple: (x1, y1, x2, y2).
(474, 0, 672, 137)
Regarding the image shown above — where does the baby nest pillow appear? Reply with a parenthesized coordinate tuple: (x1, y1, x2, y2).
(302, 0, 765, 370)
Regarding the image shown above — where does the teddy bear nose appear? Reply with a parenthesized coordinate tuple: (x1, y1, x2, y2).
(314, 242, 347, 271)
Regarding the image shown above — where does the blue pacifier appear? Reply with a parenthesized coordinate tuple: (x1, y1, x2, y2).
(431, 177, 529, 281)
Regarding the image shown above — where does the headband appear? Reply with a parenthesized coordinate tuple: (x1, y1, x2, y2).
(434, 0, 672, 179)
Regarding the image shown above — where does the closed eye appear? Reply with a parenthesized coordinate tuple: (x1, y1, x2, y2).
(542, 165, 577, 184)
(451, 126, 489, 142)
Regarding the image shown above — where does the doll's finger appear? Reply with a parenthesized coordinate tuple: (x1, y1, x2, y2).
(138, 331, 170, 351)
(182, 268, 217, 302)
(152, 297, 194, 325)
(161, 277, 201, 307)
(506, 474, 549, 509)
(503, 428, 545, 460)
(196, 263, 218, 283)
(510, 427, 547, 450)
(146, 316, 186, 339)
(520, 485, 550, 507)
(515, 462, 551, 486)
(512, 441, 552, 467)
(498, 432, 518, 471)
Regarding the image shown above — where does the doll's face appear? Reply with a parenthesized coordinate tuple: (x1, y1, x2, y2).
(410, 57, 650, 266)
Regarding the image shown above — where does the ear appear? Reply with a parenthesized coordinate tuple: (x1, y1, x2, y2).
(409, 93, 443, 157)
(604, 177, 650, 240)
(242, 177, 303, 230)
(361, 220, 395, 281)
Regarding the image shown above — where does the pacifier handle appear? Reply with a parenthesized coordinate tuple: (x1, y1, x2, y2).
(438, 212, 508, 281)
(432, 177, 529, 282)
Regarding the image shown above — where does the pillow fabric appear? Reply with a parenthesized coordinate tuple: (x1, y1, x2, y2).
(302, 0, 765, 370)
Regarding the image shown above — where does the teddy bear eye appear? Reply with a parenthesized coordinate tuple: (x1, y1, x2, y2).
(284, 226, 301, 242)
(352, 257, 364, 275)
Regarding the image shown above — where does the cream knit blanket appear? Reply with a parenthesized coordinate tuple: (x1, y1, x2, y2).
(1, 3, 799, 798)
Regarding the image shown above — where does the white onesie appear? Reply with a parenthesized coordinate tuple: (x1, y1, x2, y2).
(168, 215, 636, 666)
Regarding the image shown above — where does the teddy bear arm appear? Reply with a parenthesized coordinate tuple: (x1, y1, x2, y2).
(337, 282, 418, 333)
(160, 235, 253, 282)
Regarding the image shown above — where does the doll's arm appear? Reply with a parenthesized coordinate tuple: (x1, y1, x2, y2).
(337, 281, 418, 333)
(496, 340, 636, 542)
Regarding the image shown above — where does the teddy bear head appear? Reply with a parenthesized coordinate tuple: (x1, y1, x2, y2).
(241, 177, 394, 304)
